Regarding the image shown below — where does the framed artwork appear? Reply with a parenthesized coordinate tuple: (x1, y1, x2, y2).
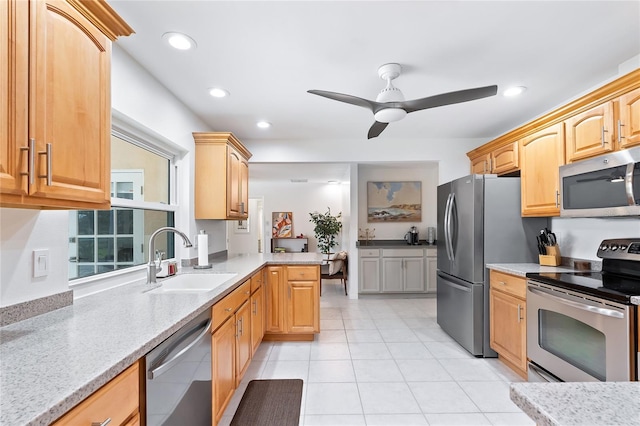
(367, 181, 422, 222)
(272, 212, 293, 238)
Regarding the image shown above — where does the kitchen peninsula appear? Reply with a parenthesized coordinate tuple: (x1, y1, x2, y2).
(0, 252, 323, 425)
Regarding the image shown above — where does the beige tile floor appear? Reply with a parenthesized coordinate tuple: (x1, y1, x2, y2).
(219, 281, 534, 426)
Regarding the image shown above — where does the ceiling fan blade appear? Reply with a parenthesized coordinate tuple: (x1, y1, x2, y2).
(402, 85, 498, 113)
(368, 121, 389, 139)
(308, 90, 379, 111)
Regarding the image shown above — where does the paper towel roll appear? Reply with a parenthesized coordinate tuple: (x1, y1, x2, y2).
(197, 232, 208, 266)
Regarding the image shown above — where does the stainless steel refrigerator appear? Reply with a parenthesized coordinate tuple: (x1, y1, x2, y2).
(437, 175, 546, 357)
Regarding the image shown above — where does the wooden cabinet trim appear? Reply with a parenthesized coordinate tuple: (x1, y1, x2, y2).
(467, 69, 640, 159)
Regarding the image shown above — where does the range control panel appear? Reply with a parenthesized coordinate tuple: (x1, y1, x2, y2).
(597, 239, 640, 260)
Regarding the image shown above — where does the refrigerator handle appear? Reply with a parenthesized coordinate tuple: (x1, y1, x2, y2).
(448, 192, 456, 261)
(444, 193, 453, 261)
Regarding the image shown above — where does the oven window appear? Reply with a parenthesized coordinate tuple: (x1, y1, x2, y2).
(539, 310, 606, 381)
(562, 163, 637, 209)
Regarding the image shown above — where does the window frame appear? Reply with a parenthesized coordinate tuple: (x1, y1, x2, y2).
(69, 110, 186, 287)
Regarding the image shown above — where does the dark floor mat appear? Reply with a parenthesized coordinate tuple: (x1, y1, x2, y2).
(231, 379, 304, 426)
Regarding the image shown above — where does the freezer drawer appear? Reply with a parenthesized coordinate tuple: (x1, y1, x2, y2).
(436, 271, 484, 356)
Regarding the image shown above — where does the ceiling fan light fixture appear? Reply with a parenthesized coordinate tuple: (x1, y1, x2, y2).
(162, 32, 197, 50)
(503, 86, 527, 97)
(374, 108, 407, 123)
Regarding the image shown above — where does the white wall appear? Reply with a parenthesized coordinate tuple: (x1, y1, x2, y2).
(550, 217, 640, 261)
(249, 181, 348, 254)
(227, 198, 261, 255)
(357, 164, 439, 240)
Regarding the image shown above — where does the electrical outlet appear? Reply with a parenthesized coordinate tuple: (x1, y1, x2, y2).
(33, 249, 49, 278)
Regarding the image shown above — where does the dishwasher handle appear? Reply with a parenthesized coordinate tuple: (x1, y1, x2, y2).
(148, 318, 212, 380)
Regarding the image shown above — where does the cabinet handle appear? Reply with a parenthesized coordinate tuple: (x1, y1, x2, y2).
(517, 304, 522, 323)
(617, 120, 624, 143)
(601, 127, 608, 146)
(252, 299, 257, 315)
(91, 419, 111, 426)
(555, 190, 560, 208)
(38, 143, 52, 186)
(488, 158, 493, 173)
(239, 202, 245, 214)
(225, 307, 232, 312)
(498, 281, 506, 286)
(20, 138, 35, 184)
(484, 160, 487, 174)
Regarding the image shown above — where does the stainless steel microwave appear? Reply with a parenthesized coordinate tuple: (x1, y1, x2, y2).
(560, 146, 640, 217)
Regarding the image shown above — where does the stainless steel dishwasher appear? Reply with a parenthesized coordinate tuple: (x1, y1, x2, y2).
(145, 310, 212, 426)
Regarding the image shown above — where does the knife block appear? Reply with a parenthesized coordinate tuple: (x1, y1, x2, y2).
(539, 245, 561, 266)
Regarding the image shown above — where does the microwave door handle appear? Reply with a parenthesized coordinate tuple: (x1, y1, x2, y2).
(528, 286, 624, 319)
(625, 163, 635, 206)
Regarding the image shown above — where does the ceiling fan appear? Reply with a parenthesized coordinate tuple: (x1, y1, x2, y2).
(308, 63, 498, 139)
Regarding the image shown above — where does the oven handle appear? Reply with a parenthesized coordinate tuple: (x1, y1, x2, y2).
(528, 362, 561, 382)
(148, 318, 212, 380)
(528, 286, 624, 319)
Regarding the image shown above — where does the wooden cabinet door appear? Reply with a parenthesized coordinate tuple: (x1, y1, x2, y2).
(565, 101, 614, 162)
(381, 258, 403, 292)
(265, 266, 285, 333)
(287, 281, 319, 333)
(403, 257, 425, 292)
(250, 284, 264, 354)
(226, 147, 248, 218)
(470, 154, 490, 174)
(618, 87, 640, 149)
(212, 317, 236, 423)
(0, 0, 29, 198)
(491, 141, 519, 175)
(520, 123, 565, 216)
(30, 0, 111, 204)
(359, 257, 380, 293)
(235, 300, 252, 386)
(489, 289, 526, 374)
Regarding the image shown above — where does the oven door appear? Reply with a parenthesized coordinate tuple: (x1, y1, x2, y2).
(527, 281, 631, 382)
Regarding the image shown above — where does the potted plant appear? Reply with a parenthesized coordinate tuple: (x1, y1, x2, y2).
(309, 208, 342, 258)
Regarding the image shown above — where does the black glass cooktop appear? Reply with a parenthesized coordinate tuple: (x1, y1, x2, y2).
(526, 271, 640, 304)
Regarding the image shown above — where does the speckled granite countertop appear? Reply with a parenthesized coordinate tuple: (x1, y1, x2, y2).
(0, 252, 324, 426)
(510, 382, 640, 425)
(486, 263, 578, 277)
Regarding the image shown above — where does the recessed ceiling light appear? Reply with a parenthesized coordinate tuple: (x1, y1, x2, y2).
(208, 87, 229, 98)
(503, 86, 527, 97)
(256, 121, 271, 129)
(162, 32, 197, 50)
(328, 180, 340, 185)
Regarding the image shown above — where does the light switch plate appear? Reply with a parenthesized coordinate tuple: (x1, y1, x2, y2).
(33, 249, 49, 278)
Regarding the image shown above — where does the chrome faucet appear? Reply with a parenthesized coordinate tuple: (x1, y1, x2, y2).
(147, 227, 193, 284)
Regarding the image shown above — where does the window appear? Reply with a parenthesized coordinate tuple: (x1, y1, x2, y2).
(68, 126, 179, 280)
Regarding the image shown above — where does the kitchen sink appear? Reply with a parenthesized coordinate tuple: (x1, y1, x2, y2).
(148, 273, 238, 293)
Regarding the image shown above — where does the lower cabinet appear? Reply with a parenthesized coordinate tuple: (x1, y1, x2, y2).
(52, 361, 140, 426)
(250, 281, 265, 355)
(265, 264, 320, 340)
(489, 270, 527, 378)
(211, 279, 252, 423)
(358, 247, 437, 294)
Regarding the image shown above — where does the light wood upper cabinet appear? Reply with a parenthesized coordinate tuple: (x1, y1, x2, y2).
(0, 0, 133, 209)
(470, 153, 490, 174)
(193, 132, 252, 220)
(520, 123, 565, 217)
(468, 141, 518, 175)
(565, 101, 615, 163)
(617, 87, 640, 149)
(491, 141, 519, 175)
